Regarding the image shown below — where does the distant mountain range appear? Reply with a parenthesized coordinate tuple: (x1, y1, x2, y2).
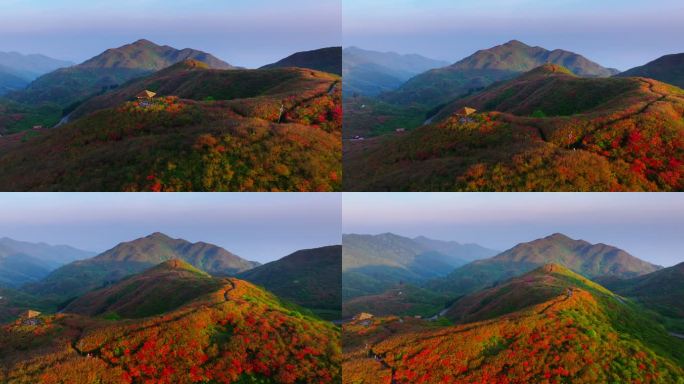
(428, 233, 661, 295)
(343, 47, 449, 96)
(239, 245, 341, 319)
(0, 52, 73, 95)
(0, 238, 95, 287)
(24, 232, 258, 300)
(261, 46, 341, 75)
(342, 233, 498, 299)
(381, 40, 619, 108)
(5, 39, 235, 107)
(617, 52, 684, 89)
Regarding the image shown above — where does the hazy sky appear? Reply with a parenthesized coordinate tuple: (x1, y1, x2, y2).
(0, 0, 341, 68)
(0, 193, 341, 263)
(343, 0, 684, 71)
(343, 193, 684, 267)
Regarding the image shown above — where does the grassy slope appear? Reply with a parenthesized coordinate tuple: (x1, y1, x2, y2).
(1, 279, 341, 384)
(342, 284, 449, 318)
(344, 67, 684, 191)
(0, 67, 341, 191)
(604, 262, 684, 333)
(238, 246, 342, 320)
(343, 264, 684, 384)
(427, 233, 659, 297)
(24, 233, 255, 302)
(63, 260, 223, 319)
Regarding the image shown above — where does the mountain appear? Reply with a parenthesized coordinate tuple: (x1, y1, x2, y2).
(0, 238, 95, 286)
(0, 67, 29, 95)
(343, 263, 684, 383)
(617, 53, 684, 89)
(0, 52, 72, 94)
(342, 233, 494, 299)
(428, 233, 661, 296)
(382, 40, 619, 108)
(7, 39, 234, 108)
(238, 245, 341, 319)
(444, 263, 614, 323)
(261, 47, 341, 75)
(64, 259, 223, 319)
(2, 278, 341, 383)
(0, 51, 73, 80)
(24, 232, 258, 299)
(411, 236, 498, 262)
(343, 47, 449, 96)
(0, 63, 342, 191)
(603, 262, 684, 321)
(344, 64, 684, 191)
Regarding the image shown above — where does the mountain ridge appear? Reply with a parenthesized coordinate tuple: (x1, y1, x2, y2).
(24, 232, 258, 299)
(617, 52, 684, 89)
(381, 40, 619, 108)
(428, 233, 661, 296)
(261, 46, 341, 75)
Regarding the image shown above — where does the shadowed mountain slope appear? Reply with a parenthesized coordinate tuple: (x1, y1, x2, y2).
(261, 47, 341, 75)
(382, 40, 618, 108)
(617, 53, 684, 89)
(24, 232, 257, 300)
(428, 233, 660, 296)
(64, 259, 223, 319)
(239, 245, 342, 319)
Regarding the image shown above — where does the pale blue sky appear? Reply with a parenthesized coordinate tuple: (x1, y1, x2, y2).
(343, 0, 684, 71)
(0, 0, 340, 68)
(0, 193, 342, 263)
(343, 193, 684, 267)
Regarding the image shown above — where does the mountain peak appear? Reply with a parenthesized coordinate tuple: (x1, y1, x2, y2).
(146, 232, 172, 240)
(545, 232, 573, 241)
(131, 38, 157, 46)
(503, 39, 528, 47)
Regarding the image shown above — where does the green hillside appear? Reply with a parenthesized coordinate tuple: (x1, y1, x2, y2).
(428, 233, 660, 296)
(0, 64, 342, 191)
(24, 232, 257, 301)
(604, 262, 684, 332)
(261, 47, 342, 75)
(343, 264, 684, 383)
(64, 259, 223, 319)
(617, 53, 684, 89)
(382, 40, 618, 108)
(2, 278, 341, 383)
(0, 39, 234, 134)
(344, 66, 684, 191)
(239, 245, 342, 320)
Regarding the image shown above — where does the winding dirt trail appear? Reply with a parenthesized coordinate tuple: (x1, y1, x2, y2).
(569, 78, 668, 149)
(70, 278, 237, 365)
